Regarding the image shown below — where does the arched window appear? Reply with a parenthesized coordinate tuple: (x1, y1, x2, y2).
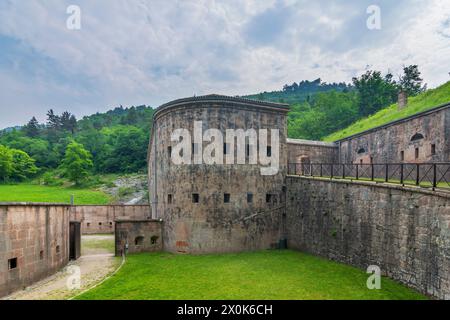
(411, 133, 424, 141)
(135, 236, 144, 246)
(357, 147, 366, 154)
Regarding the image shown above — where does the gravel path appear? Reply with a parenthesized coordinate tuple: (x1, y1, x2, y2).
(2, 235, 119, 300)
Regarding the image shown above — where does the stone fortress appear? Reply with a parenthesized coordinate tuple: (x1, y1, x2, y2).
(1, 94, 449, 299)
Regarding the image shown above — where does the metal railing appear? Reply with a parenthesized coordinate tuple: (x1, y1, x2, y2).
(288, 162, 450, 190)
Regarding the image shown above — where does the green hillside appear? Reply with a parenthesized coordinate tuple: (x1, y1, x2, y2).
(324, 81, 450, 142)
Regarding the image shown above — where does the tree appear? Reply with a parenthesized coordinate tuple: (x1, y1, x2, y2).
(24, 117, 40, 137)
(60, 111, 77, 133)
(59, 141, 93, 185)
(10, 149, 38, 181)
(46, 109, 61, 129)
(352, 70, 398, 117)
(0, 145, 13, 182)
(399, 65, 426, 96)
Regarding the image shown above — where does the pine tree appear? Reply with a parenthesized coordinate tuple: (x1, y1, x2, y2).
(24, 116, 40, 137)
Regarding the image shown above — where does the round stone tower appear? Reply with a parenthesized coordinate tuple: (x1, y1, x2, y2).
(148, 94, 289, 253)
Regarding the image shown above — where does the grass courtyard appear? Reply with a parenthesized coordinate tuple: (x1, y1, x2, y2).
(76, 250, 426, 300)
(0, 184, 111, 204)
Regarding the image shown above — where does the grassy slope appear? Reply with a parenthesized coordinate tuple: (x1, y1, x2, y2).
(324, 81, 450, 142)
(0, 184, 111, 204)
(76, 250, 426, 300)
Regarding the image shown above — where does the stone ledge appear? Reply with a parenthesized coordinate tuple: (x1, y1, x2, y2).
(287, 175, 450, 199)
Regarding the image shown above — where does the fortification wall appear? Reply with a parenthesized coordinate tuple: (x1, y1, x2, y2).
(286, 176, 450, 299)
(115, 219, 162, 256)
(69, 205, 151, 234)
(287, 139, 338, 164)
(338, 105, 450, 164)
(149, 97, 288, 253)
(0, 204, 70, 297)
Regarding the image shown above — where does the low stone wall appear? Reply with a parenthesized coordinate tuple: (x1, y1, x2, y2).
(70, 205, 151, 234)
(115, 219, 163, 256)
(287, 138, 338, 164)
(0, 204, 70, 297)
(286, 176, 450, 299)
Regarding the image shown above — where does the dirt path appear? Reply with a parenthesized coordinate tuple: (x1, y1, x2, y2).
(2, 235, 120, 300)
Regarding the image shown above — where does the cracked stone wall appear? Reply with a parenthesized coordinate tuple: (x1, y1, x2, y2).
(148, 100, 288, 253)
(286, 176, 450, 299)
(0, 204, 70, 297)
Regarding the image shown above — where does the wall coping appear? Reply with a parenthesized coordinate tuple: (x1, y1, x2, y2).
(115, 218, 162, 223)
(0, 202, 71, 207)
(287, 175, 450, 199)
(287, 138, 337, 148)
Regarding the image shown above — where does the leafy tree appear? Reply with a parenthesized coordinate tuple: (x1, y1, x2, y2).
(24, 117, 40, 137)
(399, 65, 426, 96)
(10, 149, 38, 181)
(0, 145, 13, 182)
(352, 71, 398, 117)
(59, 141, 93, 185)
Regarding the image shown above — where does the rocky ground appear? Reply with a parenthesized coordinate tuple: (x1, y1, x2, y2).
(101, 174, 149, 205)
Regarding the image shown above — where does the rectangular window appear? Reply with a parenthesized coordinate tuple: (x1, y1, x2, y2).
(267, 146, 272, 157)
(56, 245, 60, 254)
(400, 151, 404, 161)
(168, 194, 173, 204)
(370, 156, 373, 164)
(192, 193, 199, 203)
(247, 193, 253, 203)
(415, 147, 419, 159)
(359, 159, 363, 164)
(431, 144, 436, 155)
(8, 258, 17, 270)
(266, 194, 272, 203)
(224, 193, 230, 203)
(168, 146, 172, 158)
(223, 143, 229, 155)
(39, 250, 44, 260)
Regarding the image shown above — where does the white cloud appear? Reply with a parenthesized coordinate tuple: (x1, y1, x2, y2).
(0, 0, 449, 128)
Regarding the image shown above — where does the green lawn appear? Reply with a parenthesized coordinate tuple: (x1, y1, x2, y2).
(324, 81, 450, 141)
(76, 250, 426, 300)
(0, 184, 112, 204)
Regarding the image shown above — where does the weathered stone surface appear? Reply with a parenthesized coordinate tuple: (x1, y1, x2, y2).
(148, 95, 289, 253)
(115, 220, 162, 256)
(69, 205, 151, 234)
(0, 204, 70, 297)
(286, 176, 450, 299)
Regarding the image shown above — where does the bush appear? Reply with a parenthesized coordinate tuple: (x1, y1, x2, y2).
(42, 172, 63, 186)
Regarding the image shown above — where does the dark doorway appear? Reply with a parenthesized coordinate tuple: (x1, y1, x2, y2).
(69, 221, 81, 260)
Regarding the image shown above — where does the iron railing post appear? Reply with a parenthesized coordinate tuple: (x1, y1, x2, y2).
(371, 163, 374, 181)
(356, 164, 359, 180)
(400, 163, 404, 185)
(342, 164, 345, 179)
(416, 164, 420, 186)
(385, 163, 389, 182)
(433, 163, 437, 190)
(320, 164, 323, 177)
(331, 164, 334, 179)
(310, 162, 313, 176)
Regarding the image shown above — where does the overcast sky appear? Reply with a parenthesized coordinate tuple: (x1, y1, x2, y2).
(0, 0, 449, 128)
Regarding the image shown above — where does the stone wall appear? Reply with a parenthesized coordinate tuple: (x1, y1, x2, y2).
(0, 204, 70, 297)
(286, 176, 450, 299)
(70, 205, 151, 234)
(148, 95, 288, 253)
(115, 219, 163, 256)
(338, 104, 450, 164)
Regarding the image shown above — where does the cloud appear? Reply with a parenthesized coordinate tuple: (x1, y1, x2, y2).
(0, 0, 449, 128)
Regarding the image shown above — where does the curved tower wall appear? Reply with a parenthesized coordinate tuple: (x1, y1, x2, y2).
(148, 96, 289, 253)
